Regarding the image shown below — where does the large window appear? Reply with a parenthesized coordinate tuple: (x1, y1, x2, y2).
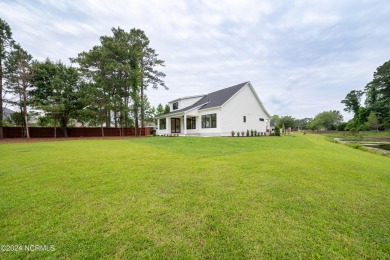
(172, 102, 178, 110)
(202, 113, 217, 128)
(186, 117, 196, 129)
(159, 118, 166, 130)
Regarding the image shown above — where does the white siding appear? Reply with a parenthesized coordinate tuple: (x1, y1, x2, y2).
(221, 84, 269, 136)
(169, 96, 204, 111)
(157, 83, 270, 136)
(197, 108, 222, 136)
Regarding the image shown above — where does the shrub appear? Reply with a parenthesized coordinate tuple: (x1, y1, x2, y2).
(231, 130, 235, 137)
(336, 122, 348, 131)
(254, 130, 257, 136)
(250, 129, 254, 136)
(275, 125, 281, 136)
(246, 129, 250, 137)
(241, 130, 245, 136)
(237, 131, 240, 137)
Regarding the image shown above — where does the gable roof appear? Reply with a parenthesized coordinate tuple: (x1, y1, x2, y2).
(169, 94, 205, 103)
(161, 82, 248, 116)
(2, 107, 15, 118)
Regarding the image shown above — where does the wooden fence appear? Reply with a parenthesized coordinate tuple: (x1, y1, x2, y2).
(1, 127, 152, 138)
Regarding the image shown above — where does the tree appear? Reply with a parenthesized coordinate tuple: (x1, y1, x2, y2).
(156, 103, 164, 116)
(308, 110, 343, 130)
(367, 111, 380, 132)
(164, 104, 170, 114)
(7, 111, 24, 126)
(141, 95, 156, 124)
(364, 60, 390, 128)
(270, 115, 279, 122)
(274, 124, 281, 136)
(295, 118, 312, 130)
(30, 59, 82, 137)
(0, 18, 14, 138)
(72, 27, 167, 136)
(4, 44, 33, 138)
(277, 116, 296, 130)
(128, 28, 167, 129)
(341, 90, 364, 115)
(77, 82, 108, 136)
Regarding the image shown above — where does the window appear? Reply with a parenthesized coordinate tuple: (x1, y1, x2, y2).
(243, 116, 246, 122)
(259, 118, 264, 121)
(186, 117, 196, 129)
(202, 113, 217, 128)
(172, 102, 178, 110)
(159, 118, 166, 130)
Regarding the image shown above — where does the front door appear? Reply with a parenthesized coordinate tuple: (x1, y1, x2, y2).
(171, 118, 180, 133)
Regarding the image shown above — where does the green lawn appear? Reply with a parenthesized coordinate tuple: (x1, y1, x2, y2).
(1, 135, 389, 259)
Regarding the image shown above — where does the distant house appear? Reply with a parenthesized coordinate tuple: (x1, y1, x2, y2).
(156, 81, 271, 136)
(2, 107, 15, 120)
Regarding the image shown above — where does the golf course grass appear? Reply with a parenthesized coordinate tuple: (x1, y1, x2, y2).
(0, 134, 389, 258)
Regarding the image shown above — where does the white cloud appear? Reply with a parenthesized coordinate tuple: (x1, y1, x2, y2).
(1, 0, 390, 121)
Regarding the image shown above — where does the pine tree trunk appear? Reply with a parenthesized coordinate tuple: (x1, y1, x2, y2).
(54, 115, 57, 138)
(100, 108, 104, 137)
(106, 109, 110, 127)
(18, 93, 25, 138)
(140, 85, 144, 129)
(134, 105, 138, 136)
(22, 73, 30, 138)
(114, 110, 117, 128)
(140, 62, 145, 129)
(61, 117, 68, 137)
(0, 56, 3, 139)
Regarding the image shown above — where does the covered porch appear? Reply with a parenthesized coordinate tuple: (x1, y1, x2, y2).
(157, 111, 199, 136)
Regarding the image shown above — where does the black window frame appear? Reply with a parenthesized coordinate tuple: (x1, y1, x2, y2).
(202, 113, 217, 128)
(243, 116, 246, 122)
(186, 117, 196, 130)
(172, 102, 178, 110)
(159, 118, 166, 130)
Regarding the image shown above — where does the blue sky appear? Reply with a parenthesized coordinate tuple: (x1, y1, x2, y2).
(1, 0, 390, 120)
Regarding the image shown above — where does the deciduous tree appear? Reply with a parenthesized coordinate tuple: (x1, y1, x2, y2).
(367, 111, 380, 132)
(31, 59, 82, 137)
(308, 110, 343, 130)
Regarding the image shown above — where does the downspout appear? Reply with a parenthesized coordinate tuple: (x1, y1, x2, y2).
(219, 107, 222, 136)
(183, 112, 187, 136)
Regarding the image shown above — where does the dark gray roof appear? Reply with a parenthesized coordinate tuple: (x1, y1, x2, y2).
(162, 82, 248, 116)
(2, 107, 15, 118)
(169, 95, 205, 103)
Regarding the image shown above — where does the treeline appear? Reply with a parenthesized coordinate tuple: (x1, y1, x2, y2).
(274, 59, 390, 132)
(341, 60, 390, 131)
(271, 110, 343, 132)
(0, 19, 169, 138)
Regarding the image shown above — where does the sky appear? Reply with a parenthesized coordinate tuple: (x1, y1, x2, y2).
(1, 0, 390, 120)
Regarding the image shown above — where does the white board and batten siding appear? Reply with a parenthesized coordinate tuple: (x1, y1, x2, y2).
(157, 82, 270, 136)
(221, 84, 269, 136)
(169, 96, 204, 111)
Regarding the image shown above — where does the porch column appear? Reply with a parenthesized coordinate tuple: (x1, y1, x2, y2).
(167, 117, 171, 133)
(183, 113, 187, 135)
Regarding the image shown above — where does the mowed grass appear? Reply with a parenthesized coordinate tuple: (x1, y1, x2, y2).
(0, 135, 389, 259)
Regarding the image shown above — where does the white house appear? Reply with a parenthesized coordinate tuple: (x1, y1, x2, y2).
(156, 81, 271, 136)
